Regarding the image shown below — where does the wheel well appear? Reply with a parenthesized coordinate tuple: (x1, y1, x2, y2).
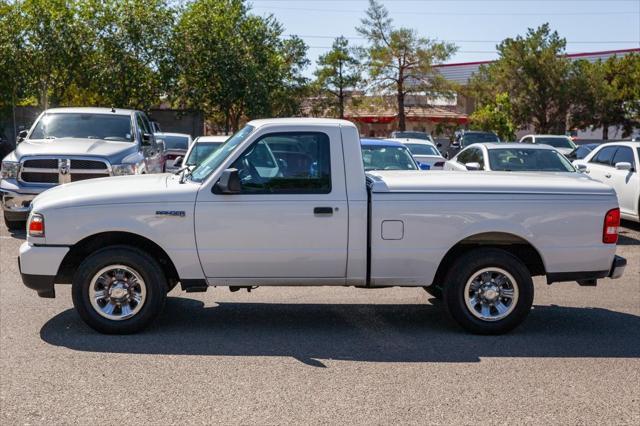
(56, 232, 180, 289)
(431, 232, 545, 287)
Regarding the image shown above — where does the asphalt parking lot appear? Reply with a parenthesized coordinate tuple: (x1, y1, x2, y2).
(1, 212, 638, 424)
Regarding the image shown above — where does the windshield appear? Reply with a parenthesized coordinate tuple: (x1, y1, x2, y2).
(162, 135, 190, 150)
(361, 145, 417, 171)
(535, 137, 575, 149)
(405, 143, 440, 156)
(190, 125, 254, 182)
(30, 113, 133, 141)
(186, 142, 224, 166)
(488, 148, 575, 172)
(462, 133, 500, 146)
(392, 131, 431, 141)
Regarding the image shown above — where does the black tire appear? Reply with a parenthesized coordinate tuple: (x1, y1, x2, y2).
(423, 284, 443, 300)
(4, 215, 25, 231)
(443, 248, 534, 335)
(72, 245, 167, 334)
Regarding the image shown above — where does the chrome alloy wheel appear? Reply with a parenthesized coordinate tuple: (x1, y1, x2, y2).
(464, 267, 519, 322)
(89, 265, 147, 321)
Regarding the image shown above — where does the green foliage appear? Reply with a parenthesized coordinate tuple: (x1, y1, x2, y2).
(356, 0, 456, 130)
(570, 54, 640, 139)
(469, 24, 571, 134)
(171, 0, 308, 132)
(470, 93, 517, 141)
(314, 36, 361, 118)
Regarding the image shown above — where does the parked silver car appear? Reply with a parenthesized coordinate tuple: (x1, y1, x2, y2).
(0, 107, 164, 229)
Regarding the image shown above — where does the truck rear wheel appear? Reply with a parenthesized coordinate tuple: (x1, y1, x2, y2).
(72, 246, 167, 334)
(443, 248, 534, 334)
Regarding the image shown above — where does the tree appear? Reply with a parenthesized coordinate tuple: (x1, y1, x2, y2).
(469, 92, 517, 141)
(0, 1, 27, 134)
(570, 54, 640, 139)
(78, 0, 175, 110)
(469, 24, 572, 134)
(314, 36, 361, 118)
(356, 0, 456, 131)
(172, 0, 309, 132)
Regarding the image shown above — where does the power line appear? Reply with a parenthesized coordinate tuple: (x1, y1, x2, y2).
(289, 34, 640, 44)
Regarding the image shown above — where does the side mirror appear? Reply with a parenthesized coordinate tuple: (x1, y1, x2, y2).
(213, 168, 241, 194)
(173, 156, 183, 168)
(443, 152, 449, 159)
(17, 129, 28, 143)
(615, 162, 632, 171)
(141, 133, 152, 146)
(436, 142, 442, 148)
(418, 162, 431, 171)
(465, 162, 482, 171)
(575, 163, 588, 173)
(156, 139, 165, 152)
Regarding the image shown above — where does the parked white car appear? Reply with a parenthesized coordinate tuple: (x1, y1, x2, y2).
(155, 132, 192, 172)
(444, 143, 577, 172)
(18, 118, 625, 335)
(175, 135, 228, 169)
(573, 142, 640, 222)
(388, 138, 446, 170)
(519, 134, 577, 157)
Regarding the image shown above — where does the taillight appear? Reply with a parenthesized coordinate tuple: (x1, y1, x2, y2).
(603, 208, 620, 244)
(28, 213, 44, 237)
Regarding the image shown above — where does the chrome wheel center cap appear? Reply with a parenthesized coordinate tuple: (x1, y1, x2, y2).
(481, 284, 499, 302)
(109, 284, 128, 301)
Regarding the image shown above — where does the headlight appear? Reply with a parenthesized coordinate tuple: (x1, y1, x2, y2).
(1, 161, 19, 179)
(111, 164, 137, 176)
(28, 213, 45, 237)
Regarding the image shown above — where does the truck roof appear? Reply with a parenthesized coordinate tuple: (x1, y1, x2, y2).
(41, 107, 137, 116)
(366, 170, 613, 196)
(247, 117, 357, 128)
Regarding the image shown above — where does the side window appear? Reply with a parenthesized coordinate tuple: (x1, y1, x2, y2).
(590, 146, 617, 166)
(473, 148, 485, 169)
(521, 137, 533, 144)
(231, 132, 331, 194)
(456, 149, 471, 164)
(611, 147, 635, 170)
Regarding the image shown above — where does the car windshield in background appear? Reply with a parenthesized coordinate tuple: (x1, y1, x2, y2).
(463, 133, 499, 145)
(536, 137, 575, 149)
(405, 143, 440, 156)
(30, 113, 133, 141)
(162, 135, 189, 150)
(393, 131, 430, 140)
(190, 125, 254, 182)
(361, 145, 417, 171)
(488, 148, 575, 172)
(186, 143, 224, 166)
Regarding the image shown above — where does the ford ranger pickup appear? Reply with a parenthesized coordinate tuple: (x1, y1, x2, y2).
(1, 107, 164, 230)
(18, 118, 626, 334)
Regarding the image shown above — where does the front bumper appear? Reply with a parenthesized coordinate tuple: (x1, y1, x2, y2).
(19, 242, 69, 298)
(1, 180, 45, 220)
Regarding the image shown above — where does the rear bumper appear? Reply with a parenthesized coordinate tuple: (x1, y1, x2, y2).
(546, 255, 626, 285)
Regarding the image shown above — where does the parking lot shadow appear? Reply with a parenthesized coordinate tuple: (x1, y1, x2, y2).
(40, 298, 640, 365)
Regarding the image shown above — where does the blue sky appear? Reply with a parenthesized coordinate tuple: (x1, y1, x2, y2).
(248, 0, 640, 77)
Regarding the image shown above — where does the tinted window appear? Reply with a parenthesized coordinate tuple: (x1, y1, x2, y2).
(231, 132, 331, 194)
(30, 113, 133, 141)
(611, 147, 635, 169)
(536, 137, 575, 149)
(590, 146, 617, 166)
(462, 132, 499, 146)
(469, 148, 484, 169)
(456, 148, 472, 164)
(521, 137, 533, 144)
(361, 145, 417, 171)
(575, 144, 596, 159)
(186, 143, 223, 166)
(404, 143, 440, 156)
(488, 148, 574, 172)
(162, 135, 190, 150)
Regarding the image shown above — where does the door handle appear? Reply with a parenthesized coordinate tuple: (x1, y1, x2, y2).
(314, 207, 333, 215)
(605, 173, 611, 178)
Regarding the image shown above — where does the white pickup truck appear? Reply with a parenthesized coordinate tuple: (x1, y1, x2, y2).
(18, 118, 626, 335)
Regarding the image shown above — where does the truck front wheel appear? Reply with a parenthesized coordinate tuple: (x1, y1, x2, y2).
(443, 248, 534, 335)
(72, 246, 167, 334)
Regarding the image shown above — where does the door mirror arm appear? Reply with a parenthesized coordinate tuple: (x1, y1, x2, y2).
(213, 168, 241, 194)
